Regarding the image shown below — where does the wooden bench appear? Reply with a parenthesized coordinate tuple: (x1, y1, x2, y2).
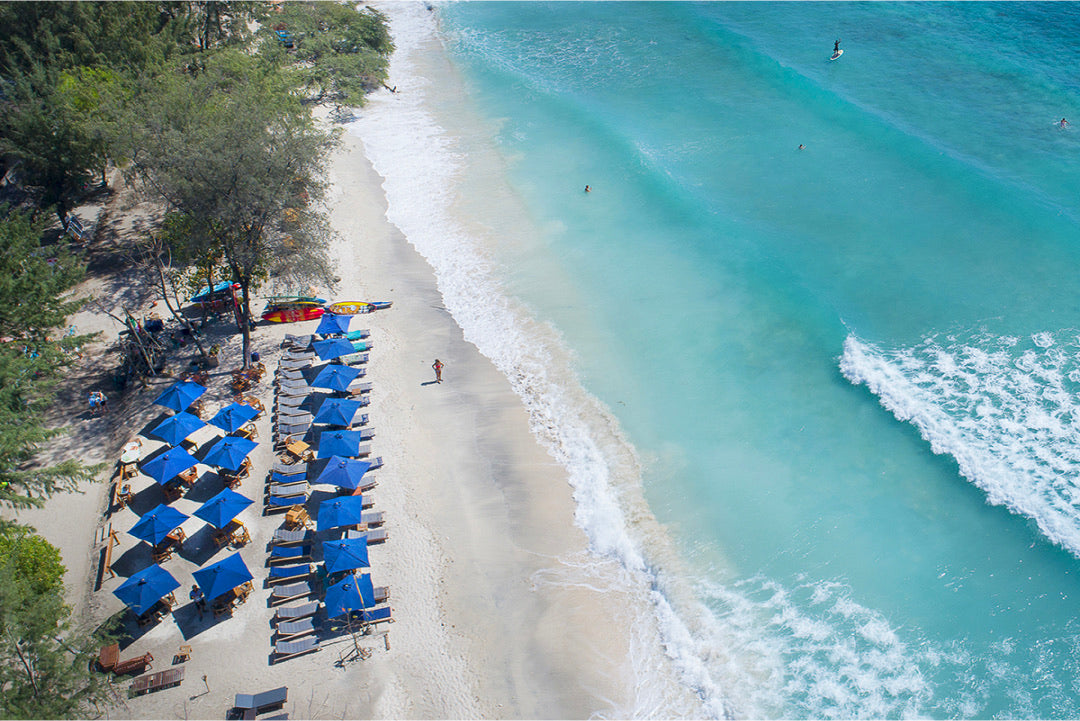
(102, 528, 120, 580)
(97, 642, 119, 672)
(113, 652, 153, 676)
(129, 666, 184, 696)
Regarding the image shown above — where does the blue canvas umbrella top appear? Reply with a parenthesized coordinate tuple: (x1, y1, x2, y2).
(317, 429, 363, 459)
(129, 504, 189, 545)
(148, 411, 206, 446)
(153, 380, 207, 412)
(315, 313, 352, 337)
(314, 456, 372, 490)
(192, 552, 253, 601)
(316, 495, 366, 531)
(208, 402, 259, 434)
(193, 487, 253, 529)
(140, 446, 198, 485)
(202, 435, 258, 471)
(323, 537, 370, 574)
(311, 363, 361, 391)
(312, 398, 363, 426)
(324, 572, 375, 618)
(113, 563, 180, 615)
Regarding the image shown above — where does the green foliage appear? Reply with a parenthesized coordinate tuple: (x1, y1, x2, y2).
(261, 2, 393, 106)
(0, 529, 112, 719)
(0, 208, 100, 510)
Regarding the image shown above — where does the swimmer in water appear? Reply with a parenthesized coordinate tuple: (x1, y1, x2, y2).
(584, 185, 591, 193)
(1060, 118, 1069, 128)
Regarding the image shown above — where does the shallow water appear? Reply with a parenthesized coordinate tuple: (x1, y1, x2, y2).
(353, 3, 1080, 717)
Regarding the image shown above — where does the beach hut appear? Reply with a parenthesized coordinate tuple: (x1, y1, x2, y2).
(153, 380, 207, 413)
(148, 411, 206, 446)
(113, 564, 180, 616)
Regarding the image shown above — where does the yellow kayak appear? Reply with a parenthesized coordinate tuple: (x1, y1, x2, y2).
(327, 301, 372, 315)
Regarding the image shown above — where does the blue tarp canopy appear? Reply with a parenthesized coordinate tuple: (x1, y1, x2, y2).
(141, 446, 198, 485)
(315, 313, 352, 337)
(316, 496, 366, 531)
(129, 504, 189, 545)
(113, 563, 180, 615)
(153, 380, 207, 413)
(193, 488, 253, 529)
(192, 552, 253, 601)
(314, 456, 371, 491)
(202, 435, 258, 472)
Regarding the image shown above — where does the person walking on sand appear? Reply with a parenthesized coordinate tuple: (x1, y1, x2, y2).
(432, 359, 444, 383)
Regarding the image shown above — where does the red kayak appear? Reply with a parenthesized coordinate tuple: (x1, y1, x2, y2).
(261, 305, 325, 323)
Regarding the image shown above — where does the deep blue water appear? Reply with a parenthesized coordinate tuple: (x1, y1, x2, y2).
(358, 3, 1080, 717)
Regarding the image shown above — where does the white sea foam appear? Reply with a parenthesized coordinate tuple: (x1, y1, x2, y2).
(841, 331, 1080, 557)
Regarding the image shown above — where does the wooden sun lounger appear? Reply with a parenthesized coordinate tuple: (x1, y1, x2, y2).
(269, 482, 310, 498)
(361, 510, 385, 527)
(275, 392, 306, 406)
(345, 329, 370, 341)
(267, 564, 313, 584)
(129, 667, 184, 696)
(368, 456, 383, 470)
(278, 380, 312, 393)
(277, 368, 307, 382)
(113, 652, 153, 675)
(275, 618, 317, 640)
(336, 352, 367, 366)
(374, 586, 389, 603)
(274, 601, 318, 621)
(346, 528, 388, 544)
(273, 460, 307, 476)
(264, 496, 306, 514)
(282, 333, 313, 349)
(270, 581, 312, 605)
(273, 637, 320, 663)
(358, 605, 393, 627)
(271, 528, 313, 546)
(269, 544, 311, 563)
(270, 472, 309, 486)
(278, 358, 312, 370)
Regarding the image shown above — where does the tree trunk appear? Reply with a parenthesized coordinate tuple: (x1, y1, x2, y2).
(238, 277, 253, 368)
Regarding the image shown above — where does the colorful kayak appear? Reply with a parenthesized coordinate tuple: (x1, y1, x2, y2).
(369, 301, 393, 310)
(264, 294, 327, 306)
(261, 305, 325, 323)
(327, 301, 371, 315)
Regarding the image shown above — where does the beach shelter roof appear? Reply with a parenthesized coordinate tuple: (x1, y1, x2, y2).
(310, 363, 361, 392)
(202, 435, 258, 472)
(317, 430, 363, 459)
(312, 398, 364, 427)
(113, 563, 180, 616)
(316, 495, 366, 531)
(314, 456, 372, 491)
(153, 380, 207, 413)
(322, 536, 370, 575)
(148, 411, 206, 446)
(140, 446, 198, 486)
(129, 504, 189, 545)
(315, 313, 352, 337)
(193, 488, 253, 529)
(192, 552, 253, 601)
(324, 572, 375, 619)
(207, 402, 259, 434)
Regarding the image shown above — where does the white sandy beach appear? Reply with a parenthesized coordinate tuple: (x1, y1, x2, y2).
(3, 112, 663, 719)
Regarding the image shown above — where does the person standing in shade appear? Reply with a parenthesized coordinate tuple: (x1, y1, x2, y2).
(189, 584, 206, 617)
(432, 359, 444, 383)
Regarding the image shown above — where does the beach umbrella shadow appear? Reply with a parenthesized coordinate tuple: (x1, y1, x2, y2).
(108, 543, 154, 579)
(176, 525, 226, 567)
(180, 471, 225, 504)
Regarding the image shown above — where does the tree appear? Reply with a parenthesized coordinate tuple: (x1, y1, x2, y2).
(0, 207, 101, 510)
(0, 528, 113, 719)
(130, 51, 338, 366)
(261, 2, 393, 107)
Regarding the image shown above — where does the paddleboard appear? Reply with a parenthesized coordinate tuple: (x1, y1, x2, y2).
(327, 301, 372, 315)
(830, 49, 844, 61)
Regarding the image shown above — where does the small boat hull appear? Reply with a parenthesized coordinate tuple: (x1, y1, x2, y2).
(261, 306, 325, 323)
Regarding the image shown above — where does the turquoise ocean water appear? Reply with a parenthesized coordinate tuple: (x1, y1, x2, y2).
(352, 3, 1080, 718)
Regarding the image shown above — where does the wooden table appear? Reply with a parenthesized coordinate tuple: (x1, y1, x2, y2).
(129, 666, 184, 696)
(284, 507, 311, 529)
(285, 440, 311, 462)
(97, 642, 119, 672)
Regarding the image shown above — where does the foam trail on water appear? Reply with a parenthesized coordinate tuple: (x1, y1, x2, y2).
(841, 331, 1080, 557)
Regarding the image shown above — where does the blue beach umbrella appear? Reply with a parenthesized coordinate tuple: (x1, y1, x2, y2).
(113, 564, 180, 615)
(153, 380, 207, 413)
(310, 363, 361, 392)
(129, 504, 189, 545)
(193, 488, 253, 529)
(148, 411, 206, 446)
(312, 337, 355, 362)
(208, 402, 259, 434)
(316, 495, 366, 531)
(315, 313, 352, 337)
(192, 552, 253, 601)
(324, 572, 375, 619)
(314, 456, 371, 491)
(317, 430, 363, 459)
(322, 537, 370, 575)
(140, 446, 198, 485)
(202, 435, 258, 472)
(312, 398, 363, 427)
